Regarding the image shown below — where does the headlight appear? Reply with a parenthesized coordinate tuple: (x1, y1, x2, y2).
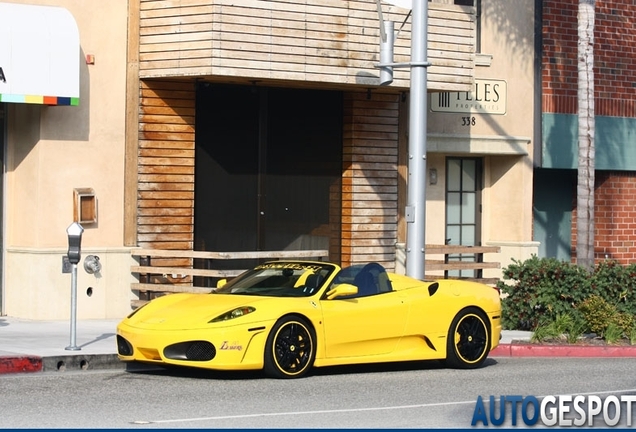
(209, 306, 256, 323)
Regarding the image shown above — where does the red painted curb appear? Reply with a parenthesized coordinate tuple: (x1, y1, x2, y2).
(0, 356, 43, 374)
(490, 344, 512, 357)
(491, 343, 636, 358)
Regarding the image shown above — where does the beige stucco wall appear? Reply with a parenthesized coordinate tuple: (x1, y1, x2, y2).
(2, 0, 132, 319)
(4, 248, 136, 320)
(422, 0, 539, 277)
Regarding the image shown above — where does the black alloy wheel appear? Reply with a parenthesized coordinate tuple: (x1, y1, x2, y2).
(446, 307, 490, 369)
(264, 316, 316, 379)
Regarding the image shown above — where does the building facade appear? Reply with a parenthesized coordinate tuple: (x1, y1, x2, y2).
(0, 0, 133, 319)
(425, 0, 537, 273)
(1, 0, 537, 320)
(534, 0, 636, 264)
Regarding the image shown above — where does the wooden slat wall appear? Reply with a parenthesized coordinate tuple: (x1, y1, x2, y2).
(342, 92, 399, 270)
(138, 0, 475, 92)
(427, 5, 475, 90)
(329, 177, 342, 265)
(138, 79, 196, 267)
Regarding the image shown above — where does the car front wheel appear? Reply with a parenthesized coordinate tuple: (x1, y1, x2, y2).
(445, 307, 490, 369)
(264, 316, 316, 379)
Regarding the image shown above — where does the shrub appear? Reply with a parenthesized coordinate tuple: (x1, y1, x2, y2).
(499, 256, 636, 331)
(566, 313, 588, 343)
(498, 256, 592, 330)
(616, 313, 635, 335)
(530, 312, 586, 344)
(577, 295, 617, 335)
(630, 326, 636, 345)
(591, 260, 636, 316)
(604, 322, 623, 344)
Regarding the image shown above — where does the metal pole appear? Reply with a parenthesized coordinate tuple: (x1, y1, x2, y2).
(405, 0, 428, 280)
(66, 262, 80, 351)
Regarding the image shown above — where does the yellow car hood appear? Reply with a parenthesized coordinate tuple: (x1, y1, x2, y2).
(125, 293, 274, 331)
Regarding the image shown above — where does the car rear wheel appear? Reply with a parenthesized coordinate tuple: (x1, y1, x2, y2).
(264, 316, 316, 379)
(445, 307, 490, 369)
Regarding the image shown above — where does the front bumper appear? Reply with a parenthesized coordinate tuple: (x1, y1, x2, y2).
(116, 321, 271, 371)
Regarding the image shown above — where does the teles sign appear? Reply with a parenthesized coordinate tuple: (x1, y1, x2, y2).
(431, 79, 507, 115)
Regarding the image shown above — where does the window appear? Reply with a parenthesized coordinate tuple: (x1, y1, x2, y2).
(454, 0, 481, 53)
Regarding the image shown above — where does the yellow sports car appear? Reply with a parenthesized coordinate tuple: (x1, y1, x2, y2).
(117, 261, 501, 378)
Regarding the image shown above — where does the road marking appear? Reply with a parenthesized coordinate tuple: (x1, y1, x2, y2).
(133, 400, 478, 425)
(132, 388, 636, 425)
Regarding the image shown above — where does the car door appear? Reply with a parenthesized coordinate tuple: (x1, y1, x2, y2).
(320, 290, 410, 359)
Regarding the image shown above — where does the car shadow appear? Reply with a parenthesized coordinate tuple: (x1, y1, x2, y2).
(311, 357, 498, 377)
(124, 362, 265, 380)
(123, 357, 498, 380)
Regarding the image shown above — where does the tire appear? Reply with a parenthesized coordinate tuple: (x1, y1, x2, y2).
(445, 307, 490, 369)
(264, 316, 316, 379)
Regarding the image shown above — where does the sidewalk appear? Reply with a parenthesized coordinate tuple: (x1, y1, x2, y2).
(0, 316, 635, 375)
(0, 316, 122, 374)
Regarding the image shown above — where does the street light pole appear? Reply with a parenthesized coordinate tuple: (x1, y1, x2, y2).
(405, 0, 428, 280)
(67, 259, 80, 351)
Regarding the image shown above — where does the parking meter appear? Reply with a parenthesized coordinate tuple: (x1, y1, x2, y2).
(66, 222, 84, 264)
(65, 222, 84, 351)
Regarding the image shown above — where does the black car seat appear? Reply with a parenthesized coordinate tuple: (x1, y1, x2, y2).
(353, 267, 379, 297)
(352, 262, 393, 297)
(303, 273, 322, 295)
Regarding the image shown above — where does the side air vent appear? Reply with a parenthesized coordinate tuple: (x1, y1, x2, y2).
(423, 336, 437, 351)
(428, 282, 440, 296)
(164, 341, 216, 361)
(117, 335, 133, 356)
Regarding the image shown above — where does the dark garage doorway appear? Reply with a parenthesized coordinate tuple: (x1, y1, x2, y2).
(194, 84, 342, 263)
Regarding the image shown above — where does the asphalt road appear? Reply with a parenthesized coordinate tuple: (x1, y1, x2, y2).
(1, 357, 635, 429)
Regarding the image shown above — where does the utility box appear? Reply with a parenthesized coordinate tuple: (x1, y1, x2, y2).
(73, 188, 97, 225)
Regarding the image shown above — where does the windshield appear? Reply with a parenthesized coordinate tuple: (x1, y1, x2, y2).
(214, 262, 337, 297)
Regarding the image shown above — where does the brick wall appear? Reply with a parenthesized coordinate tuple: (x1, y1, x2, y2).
(545, 1, 636, 265)
(542, 0, 636, 116)
(571, 171, 636, 264)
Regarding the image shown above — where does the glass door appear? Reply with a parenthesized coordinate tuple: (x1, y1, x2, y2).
(445, 158, 482, 277)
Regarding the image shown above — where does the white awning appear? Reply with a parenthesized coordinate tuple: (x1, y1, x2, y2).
(0, 2, 80, 106)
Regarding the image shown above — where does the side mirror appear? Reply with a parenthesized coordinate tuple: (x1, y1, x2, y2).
(326, 283, 358, 300)
(216, 279, 227, 288)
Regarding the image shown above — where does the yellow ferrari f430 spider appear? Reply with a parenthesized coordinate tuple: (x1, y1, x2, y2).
(117, 261, 501, 378)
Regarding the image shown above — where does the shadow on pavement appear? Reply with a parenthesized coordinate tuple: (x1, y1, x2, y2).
(121, 357, 498, 380)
